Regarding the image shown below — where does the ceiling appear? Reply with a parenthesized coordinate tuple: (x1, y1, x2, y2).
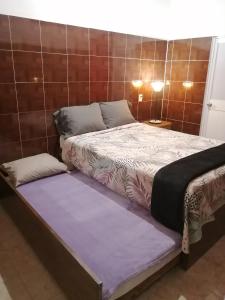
(0, 0, 225, 40)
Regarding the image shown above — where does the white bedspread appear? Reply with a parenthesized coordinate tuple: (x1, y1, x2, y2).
(62, 123, 225, 253)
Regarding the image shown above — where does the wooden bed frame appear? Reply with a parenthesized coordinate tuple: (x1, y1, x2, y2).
(0, 172, 224, 299)
(181, 203, 225, 269)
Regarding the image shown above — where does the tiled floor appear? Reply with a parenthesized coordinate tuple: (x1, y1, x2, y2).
(0, 205, 224, 300)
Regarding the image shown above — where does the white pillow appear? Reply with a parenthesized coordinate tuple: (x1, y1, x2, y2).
(2, 153, 67, 187)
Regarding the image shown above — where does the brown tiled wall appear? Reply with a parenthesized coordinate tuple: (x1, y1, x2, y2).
(162, 37, 212, 135)
(0, 14, 212, 163)
(0, 14, 167, 163)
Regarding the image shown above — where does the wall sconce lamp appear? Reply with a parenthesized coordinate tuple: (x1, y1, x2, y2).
(132, 80, 144, 102)
(131, 80, 143, 88)
(150, 80, 165, 92)
(182, 81, 193, 88)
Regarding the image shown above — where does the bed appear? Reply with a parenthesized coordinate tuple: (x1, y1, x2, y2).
(1, 95, 225, 298)
(0, 170, 181, 300)
(61, 122, 225, 256)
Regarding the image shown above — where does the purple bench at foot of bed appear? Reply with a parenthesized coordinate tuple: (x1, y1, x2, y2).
(0, 171, 181, 300)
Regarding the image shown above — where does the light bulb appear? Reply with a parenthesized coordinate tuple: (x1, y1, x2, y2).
(131, 80, 143, 88)
(151, 80, 164, 92)
(182, 81, 193, 88)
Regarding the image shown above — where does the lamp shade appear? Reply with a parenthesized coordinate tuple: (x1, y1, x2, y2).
(182, 81, 193, 88)
(132, 80, 143, 88)
(151, 80, 164, 92)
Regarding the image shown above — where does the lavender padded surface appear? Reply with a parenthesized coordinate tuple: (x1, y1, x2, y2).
(18, 171, 181, 299)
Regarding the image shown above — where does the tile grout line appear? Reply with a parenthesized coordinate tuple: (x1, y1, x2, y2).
(1, 47, 208, 62)
(0, 48, 175, 61)
(39, 20, 49, 152)
(181, 39, 192, 132)
(157, 100, 202, 104)
(65, 24, 70, 106)
(161, 40, 169, 120)
(123, 34, 128, 101)
(88, 28, 91, 104)
(8, 15, 23, 158)
(0, 101, 202, 117)
(17, 135, 59, 142)
(149, 39, 157, 119)
(139, 36, 143, 120)
(107, 31, 109, 101)
(139, 37, 143, 79)
(0, 48, 210, 62)
(0, 80, 207, 84)
(166, 40, 174, 121)
(166, 117, 201, 127)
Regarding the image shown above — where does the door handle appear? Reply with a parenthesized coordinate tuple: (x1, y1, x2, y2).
(207, 102, 212, 108)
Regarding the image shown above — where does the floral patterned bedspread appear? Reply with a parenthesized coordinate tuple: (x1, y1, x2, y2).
(62, 123, 225, 253)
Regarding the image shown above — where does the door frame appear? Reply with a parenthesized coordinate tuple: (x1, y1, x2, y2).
(200, 36, 218, 136)
(200, 36, 225, 136)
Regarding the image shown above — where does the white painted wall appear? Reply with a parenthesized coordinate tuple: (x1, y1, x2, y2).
(0, 0, 170, 39)
(0, 0, 225, 40)
(168, 0, 225, 40)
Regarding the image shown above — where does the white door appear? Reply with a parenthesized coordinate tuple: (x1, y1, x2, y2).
(200, 37, 225, 141)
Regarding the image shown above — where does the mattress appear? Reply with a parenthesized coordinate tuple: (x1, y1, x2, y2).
(17, 171, 181, 300)
(61, 123, 225, 253)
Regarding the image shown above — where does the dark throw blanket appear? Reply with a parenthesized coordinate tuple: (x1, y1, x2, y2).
(151, 143, 225, 234)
